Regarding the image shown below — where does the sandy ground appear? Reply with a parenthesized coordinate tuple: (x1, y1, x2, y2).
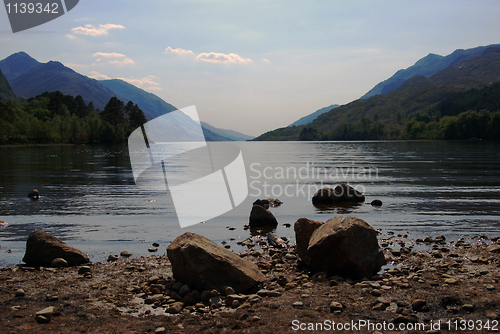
(1, 232, 499, 334)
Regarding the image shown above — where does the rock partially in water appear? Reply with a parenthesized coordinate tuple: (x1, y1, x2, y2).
(312, 183, 365, 205)
(249, 204, 278, 228)
(371, 199, 383, 206)
(167, 232, 266, 293)
(28, 189, 40, 200)
(307, 216, 386, 279)
(22, 230, 89, 267)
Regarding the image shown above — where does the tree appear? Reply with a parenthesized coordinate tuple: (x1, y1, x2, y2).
(101, 97, 126, 125)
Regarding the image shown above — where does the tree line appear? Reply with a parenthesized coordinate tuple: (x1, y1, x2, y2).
(0, 91, 147, 144)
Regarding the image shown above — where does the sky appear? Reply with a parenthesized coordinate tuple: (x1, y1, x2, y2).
(1, 0, 499, 136)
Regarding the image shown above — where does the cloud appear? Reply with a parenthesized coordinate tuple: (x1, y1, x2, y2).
(65, 34, 78, 40)
(165, 47, 194, 56)
(109, 58, 135, 65)
(195, 52, 252, 64)
(91, 52, 134, 65)
(70, 23, 125, 37)
(119, 75, 161, 88)
(261, 58, 271, 64)
(88, 71, 110, 80)
(92, 52, 127, 59)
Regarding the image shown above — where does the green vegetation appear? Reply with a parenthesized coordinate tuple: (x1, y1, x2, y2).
(0, 91, 146, 144)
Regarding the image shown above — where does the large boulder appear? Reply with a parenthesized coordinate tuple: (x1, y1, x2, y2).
(22, 230, 89, 267)
(249, 204, 278, 228)
(307, 216, 386, 279)
(167, 232, 266, 293)
(312, 183, 365, 205)
(294, 218, 324, 265)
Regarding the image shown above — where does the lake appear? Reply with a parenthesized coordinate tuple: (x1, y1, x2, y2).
(1, 140, 499, 266)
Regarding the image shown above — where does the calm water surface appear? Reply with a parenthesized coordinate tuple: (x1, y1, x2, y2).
(0, 141, 499, 266)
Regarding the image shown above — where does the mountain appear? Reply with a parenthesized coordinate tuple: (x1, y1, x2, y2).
(100, 79, 177, 120)
(0, 69, 16, 102)
(200, 121, 254, 141)
(361, 44, 500, 99)
(100, 79, 232, 141)
(254, 47, 500, 141)
(289, 104, 340, 127)
(0, 51, 41, 82)
(10, 61, 116, 110)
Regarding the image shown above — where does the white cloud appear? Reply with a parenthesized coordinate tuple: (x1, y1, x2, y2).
(261, 58, 271, 64)
(70, 23, 125, 37)
(65, 34, 78, 40)
(165, 47, 194, 56)
(109, 58, 135, 65)
(88, 71, 111, 80)
(195, 52, 252, 64)
(119, 75, 161, 88)
(92, 52, 127, 59)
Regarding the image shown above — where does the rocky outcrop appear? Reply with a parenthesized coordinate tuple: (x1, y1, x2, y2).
(22, 230, 89, 267)
(312, 183, 365, 205)
(307, 216, 386, 279)
(249, 204, 278, 228)
(167, 232, 266, 293)
(253, 198, 282, 209)
(28, 189, 40, 200)
(294, 218, 324, 265)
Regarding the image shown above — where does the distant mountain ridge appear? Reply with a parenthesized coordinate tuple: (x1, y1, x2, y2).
(0, 51, 40, 82)
(0, 51, 252, 141)
(254, 46, 500, 141)
(10, 61, 117, 110)
(289, 104, 340, 127)
(361, 44, 500, 99)
(100, 79, 177, 121)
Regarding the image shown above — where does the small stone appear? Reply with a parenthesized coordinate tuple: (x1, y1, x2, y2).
(200, 290, 211, 302)
(371, 199, 383, 206)
(484, 284, 495, 291)
(36, 306, 55, 317)
(487, 244, 500, 253)
(155, 327, 166, 333)
(15, 289, 25, 297)
(78, 266, 91, 275)
(412, 299, 426, 311)
(292, 301, 304, 308)
(152, 242, 160, 247)
(120, 250, 132, 257)
(330, 301, 343, 311)
(166, 302, 184, 314)
(444, 278, 459, 285)
(148, 247, 158, 252)
(148, 276, 160, 285)
(267, 290, 282, 297)
(231, 300, 240, 308)
(371, 289, 381, 297)
(373, 302, 387, 311)
(462, 304, 474, 312)
(45, 294, 59, 302)
(224, 286, 235, 295)
(107, 254, 119, 262)
(51, 258, 68, 268)
(179, 284, 190, 296)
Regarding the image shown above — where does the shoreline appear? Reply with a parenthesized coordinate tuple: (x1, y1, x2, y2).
(1, 231, 499, 333)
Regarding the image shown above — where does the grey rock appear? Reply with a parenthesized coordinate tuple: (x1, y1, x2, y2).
(167, 232, 266, 293)
(23, 230, 89, 267)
